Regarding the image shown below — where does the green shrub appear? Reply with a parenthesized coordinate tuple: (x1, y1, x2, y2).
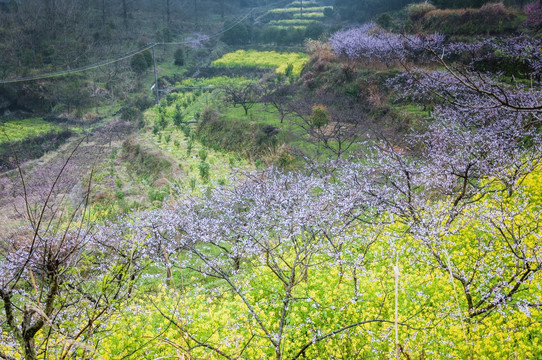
(310, 104, 330, 128)
(157, 107, 168, 129)
(142, 50, 153, 67)
(122, 139, 171, 181)
(135, 96, 154, 111)
(166, 93, 177, 106)
(305, 22, 324, 40)
(173, 111, 184, 127)
(174, 48, 185, 66)
(181, 124, 191, 138)
(285, 63, 294, 78)
(115, 188, 125, 200)
(376, 13, 392, 28)
(189, 177, 197, 190)
(407, 2, 437, 22)
(121, 106, 142, 123)
(222, 19, 252, 45)
(131, 53, 150, 74)
(148, 186, 168, 203)
(198, 161, 210, 182)
(256, 125, 279, 148)
(198, 148, 208, 162)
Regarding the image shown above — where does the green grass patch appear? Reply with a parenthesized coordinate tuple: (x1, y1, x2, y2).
(293, 12, 324, 18)
(174, 76, 252, 89)
(395, 104, 431, 117)
(156, 60, 188, 79)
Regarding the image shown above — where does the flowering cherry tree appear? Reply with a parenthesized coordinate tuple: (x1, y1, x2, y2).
(139, 168, 413, 359)
(0, 144, 143, 360)
(338, 95, 542, 319)
(329, 23, 445, 66)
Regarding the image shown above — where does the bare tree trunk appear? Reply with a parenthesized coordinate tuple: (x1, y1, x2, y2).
(22, 336, 37, 360)
(162, 244, 172, 287)
(44, 0, 54, 20)
(194, 0, 198, 29)
(122, 0, 128, 28)
(166, 0, 170, 25)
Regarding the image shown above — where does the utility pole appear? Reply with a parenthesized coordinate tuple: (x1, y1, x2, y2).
(300, 0, 303, 18)
(152, 45, 159, 105)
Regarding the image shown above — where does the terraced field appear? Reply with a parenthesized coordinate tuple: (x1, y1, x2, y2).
(0, 118, 63, 144)
(260, 1, 331, 29)
(212, 50, 309, 75)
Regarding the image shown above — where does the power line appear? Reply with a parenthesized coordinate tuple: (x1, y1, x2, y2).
(0, 43, 158, 84)
(0, 0, 294, 85)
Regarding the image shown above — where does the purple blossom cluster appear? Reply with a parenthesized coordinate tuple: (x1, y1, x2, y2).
(184, 32, 210, 50)
(329, 24, 445, 64)
(330, 25, 542, 77)
(136, 89, 542, 320)
(443, 36, 542, 77)
(0, 160, 142, 358)
(335, 83, 542, 317)
(132, 168, 380, 358)
(140, 168, 365, 273)
(389, 68, 542, 110)
(3, 29, 542, 353)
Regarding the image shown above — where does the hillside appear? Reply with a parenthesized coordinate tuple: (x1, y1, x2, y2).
(1, 1, 542, 359)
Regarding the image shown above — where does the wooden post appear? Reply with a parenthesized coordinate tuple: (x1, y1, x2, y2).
(395, 250, 399, 360)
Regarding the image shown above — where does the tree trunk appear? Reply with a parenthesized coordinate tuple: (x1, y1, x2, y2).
(122, 0, 128, 28)
(23, 337, 37, 360)
(194, 0, 198, 29)
(166, 0, 170, 25)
